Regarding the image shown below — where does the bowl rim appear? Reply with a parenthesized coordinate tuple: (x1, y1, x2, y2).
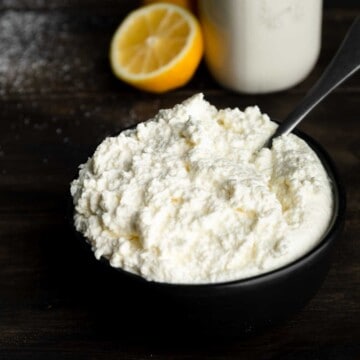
(71, 126, 346, 289)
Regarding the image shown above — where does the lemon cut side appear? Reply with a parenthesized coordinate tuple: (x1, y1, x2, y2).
(110, 3, 203, 93)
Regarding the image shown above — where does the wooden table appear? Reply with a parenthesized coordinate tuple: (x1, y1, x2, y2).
(0, 1, 359, 359)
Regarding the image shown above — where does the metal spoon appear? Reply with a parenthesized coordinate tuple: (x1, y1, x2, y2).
(263, 17, 360, 149)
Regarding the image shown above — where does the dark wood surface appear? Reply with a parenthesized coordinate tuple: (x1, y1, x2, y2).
(0, 1, 359, 359)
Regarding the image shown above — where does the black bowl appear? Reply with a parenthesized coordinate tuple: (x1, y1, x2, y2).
(70, 128, 346, 339)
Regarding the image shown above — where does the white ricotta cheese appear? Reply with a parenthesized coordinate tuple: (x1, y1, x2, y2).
(71, 94, 333, 284)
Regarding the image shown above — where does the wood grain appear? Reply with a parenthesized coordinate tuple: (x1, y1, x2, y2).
(0, 2, 359, 359)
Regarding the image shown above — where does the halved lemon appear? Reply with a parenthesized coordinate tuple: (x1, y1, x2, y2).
(110, 3, 203, 93)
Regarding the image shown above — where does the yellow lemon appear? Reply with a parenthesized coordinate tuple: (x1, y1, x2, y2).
(110, 3, 203, 93)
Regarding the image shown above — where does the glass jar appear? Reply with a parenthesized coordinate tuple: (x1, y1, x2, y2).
(199, 0, 323, 94)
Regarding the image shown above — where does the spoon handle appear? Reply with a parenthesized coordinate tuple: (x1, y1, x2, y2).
(265, 17, 360, 148)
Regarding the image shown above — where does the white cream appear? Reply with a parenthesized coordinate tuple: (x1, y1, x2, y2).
(71, 94, 333, 284)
